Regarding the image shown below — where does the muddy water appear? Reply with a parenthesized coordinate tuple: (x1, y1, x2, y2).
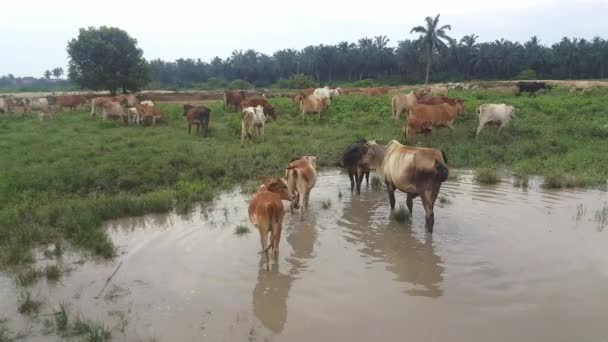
(2, 170, 608, 341)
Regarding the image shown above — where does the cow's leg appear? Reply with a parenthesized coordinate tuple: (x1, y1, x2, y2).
(304, 188, 312, 208)
(356, 168, 365, 195)
(365, 171, 370, 186)
(240, 122, 246, 146)
(260, 125, 265, 141)
(406, 193, 415, 213)
(348, 169, 355, 192)
(498, 121, 507, 133)
(421, 191, 435, 233)
(386, 181, 396, 210)
(188, 124, 192, 134)
(272, 223, 282, 260)
(259, 227, 270, 271)
(476, 123, 484, 139)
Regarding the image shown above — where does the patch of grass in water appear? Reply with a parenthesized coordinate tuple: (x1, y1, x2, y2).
(71, 316, 111, 342)
(234, 225, 250, 236)
(475, 168, 500, 185)
(16, 267, 41, 287)
(371, 176, 382, 190)
(438, 196, 451, 204)
(0, 319, 12, 342)
(337, 189, 343, 200)
(543, 173, 591, 189)
(595, 205, 608, 231)
(321, 199, 332, 210)
(44, 265, 62, 281)
(513, 174, 529, 188)
(391, 205, 410, 223)
(17, 291, 42, 316)
(54, 303, 69, 332)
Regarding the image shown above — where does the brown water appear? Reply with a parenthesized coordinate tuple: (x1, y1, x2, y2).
(1, 170, 608, 341)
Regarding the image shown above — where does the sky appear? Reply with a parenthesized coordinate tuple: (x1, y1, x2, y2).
(2, 0, 608, 77)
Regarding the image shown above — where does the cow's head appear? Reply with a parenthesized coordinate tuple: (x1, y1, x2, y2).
(264, 177, 294, 201)
(183, 104, 195, 116)
(264, 105, 277, 120)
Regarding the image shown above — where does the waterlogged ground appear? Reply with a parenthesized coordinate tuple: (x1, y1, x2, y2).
(1, 170, 608, 341)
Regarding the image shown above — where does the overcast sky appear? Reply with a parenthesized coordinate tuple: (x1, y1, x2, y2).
(2, 0, 607, 77)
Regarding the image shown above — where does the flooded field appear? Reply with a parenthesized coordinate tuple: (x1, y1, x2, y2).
(1, 170, 607, 341)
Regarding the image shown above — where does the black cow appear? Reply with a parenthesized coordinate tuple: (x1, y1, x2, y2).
(515, 81, 550, 97)
(341, 139, 370, 195)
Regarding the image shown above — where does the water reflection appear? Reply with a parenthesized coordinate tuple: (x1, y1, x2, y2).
(339, 191, 444, 298)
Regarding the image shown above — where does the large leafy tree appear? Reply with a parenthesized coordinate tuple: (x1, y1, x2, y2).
(52, 67, 64, 79)
(411, 14, 452, 83)
(67, 26, 148, 94)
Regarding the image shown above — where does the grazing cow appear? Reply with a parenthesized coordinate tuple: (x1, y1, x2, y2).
(416, 96, 463, 106)
(249, 177, 295, 270)
(428, 85, 449, 97)
(240, 98, 277, 120)
(183, 104, 211, 136)
(138, 105, 164, 125)
(476, 104, 516, 138)
(20, 98, 49, 113)
(101, 101, 127, 121)
(56, 95, 87, 111)
(382, 140, 449, 232)
(362, 87, 388, 96)
(570, 81, 593, 94)
(0, 97, 15, 114)
(127, 107, 139, 123)
(140, 100, 154, 107)
(241, 105, 269, 145)
(298, 95, 330, 119)
(90, 97, 113, 118)
(391, 91, 419, 120)
(405, 101, 465, 145)
(224, 90, 247, 111)
(285, 156, 317, 221)
(515, 81, 549, 96)
(313, 86, 332, 99)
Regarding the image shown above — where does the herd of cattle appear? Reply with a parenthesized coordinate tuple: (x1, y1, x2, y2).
(0, 81, 595, 270)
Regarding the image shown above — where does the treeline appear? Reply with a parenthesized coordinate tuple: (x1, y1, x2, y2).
(148, 35, 608, 88)
(0, 75, 73, 93)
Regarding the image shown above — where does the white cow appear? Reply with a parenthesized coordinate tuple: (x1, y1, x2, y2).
(329, 87, 342, 97)
(140, 100, 154, 107)
(241, 105, 268, 145)
(476, 104, 516, 139)
(391, 91, 418, 120)
(570, 81, 593, 94)
(313, 86, 332, 99)
(0, 97, 15, 114)
(22, 98, 50, 112)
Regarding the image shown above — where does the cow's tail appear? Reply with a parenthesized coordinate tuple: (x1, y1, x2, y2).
(286, 167, 300, 209)
(435, 150, 449, 182)
(391, 96, 396, 118)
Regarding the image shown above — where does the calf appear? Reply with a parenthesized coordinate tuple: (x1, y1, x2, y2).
(224, 90, 246, 111)
(476, 104, 516, 138)
(285, 156, 317, 221)
(240, 98, 277, 119)
(391, 91, 419, 120)
(101, 101, 127, 121)
(248, 177, 295, 270)
(342, 139, 369, 194)
(139, 105, 164, 125)
(183, 104, 211, 136)
(140, 100, 154, 107)
(241, 105, 268, 145)
(91, 97, 113, 118)
(299, 95, 330, 119)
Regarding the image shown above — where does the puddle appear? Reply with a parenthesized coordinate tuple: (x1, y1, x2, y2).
(1, 170, 608, 341)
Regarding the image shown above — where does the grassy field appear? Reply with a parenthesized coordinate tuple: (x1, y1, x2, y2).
(1, 87, 608, 267)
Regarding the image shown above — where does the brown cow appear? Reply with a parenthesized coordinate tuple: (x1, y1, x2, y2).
(285, 156, 317, 221)
(405, 100, 465, 145)
(90, 97, 113, 118)
(248, 177, 295, 270)
(299, 95, 330, 119)
(101, 101, 127, 121)
(183, 104, 211, 135)
(382, 140, 449, 232)
(224, 90, 246, 112)
(362, 87, 388, 96)
(56, 95, 87, 111)
(138, 105, 164, 125)
(416, 96, 463, 106)
(240, 98, 277, 120)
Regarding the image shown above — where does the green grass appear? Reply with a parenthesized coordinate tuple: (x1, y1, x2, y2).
(391, 205, 410, 223)
(53, 303, 69, 332)
(17, 291, 42, 315)
(71, 316, 111, 342)
(1, 89, 607, 267)
(43, 265, 62, 281)
(16, 267, 41, 287)
(0, 319, 12, 342)
(475, 168, 500, 185)
(234, 225, 250, 236)
(371, 176, 382, 190)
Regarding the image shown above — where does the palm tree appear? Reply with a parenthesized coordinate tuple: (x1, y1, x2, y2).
(411, 14, 452, 83)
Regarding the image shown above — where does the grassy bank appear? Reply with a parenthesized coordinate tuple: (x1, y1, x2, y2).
(1, 87, 608, 267)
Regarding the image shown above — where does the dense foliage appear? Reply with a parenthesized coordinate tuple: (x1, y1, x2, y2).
(148, 34, 608, 88)
(67, 26, 149, 94)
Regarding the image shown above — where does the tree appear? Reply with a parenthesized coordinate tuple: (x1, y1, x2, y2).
(43, 70, 52, 80)
(411, 14, 452, 83)
(67, 26, 149, 94)
(52, 67, 64, 79)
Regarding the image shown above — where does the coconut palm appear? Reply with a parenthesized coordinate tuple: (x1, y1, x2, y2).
(411, 14, 452, 83)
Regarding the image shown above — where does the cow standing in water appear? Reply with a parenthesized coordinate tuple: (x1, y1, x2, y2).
(382, 140, 449, 232)
(285, 156, 317, 221)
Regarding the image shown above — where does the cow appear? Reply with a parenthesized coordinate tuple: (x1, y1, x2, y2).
(224, 90, 247, 112)
(183, 104, 211, 136)
(56, 95, 87, 111)
(0, 97, 15, 114)
(476, 104, 517, 139)
(515, 81, 549, 96)
(362, 87, 388, 96)
(416, 96, 463, 106)
(248, 177, 295, 270)
(20, 98, 49, 113)
(101, 101, 127, 121)
(240, 98, 277, 120)
(313, 86, 332, 99)
(302, 88, 315, 96)
(90, 97, 113, 118)
(140, 100, 154, 107)
(382, 140, 449, 232)
(298, 95, 330, 119)
(241, 105, 270, 145)
(285, 156, 317, 221)
(127, 107, 139, 123)
(138, 105, 164, 126)
(342, 139, 387, 195)
(405, 100, 465, 145)
(428, 85, 449, 97)
(330, 87, 343, 97)
(570, 81, 594, 94)
(391, 91, 419, 120)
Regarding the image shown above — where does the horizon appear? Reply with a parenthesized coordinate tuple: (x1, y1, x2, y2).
(2, 0, 608, 78)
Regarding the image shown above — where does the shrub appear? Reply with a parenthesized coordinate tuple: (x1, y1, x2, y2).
(475, 168, 500, 185)
(228, 79, 254, 90)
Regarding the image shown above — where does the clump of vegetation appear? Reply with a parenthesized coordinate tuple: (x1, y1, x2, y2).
(337, 190, 343, 200)
(391, 205, 410, 223)
(72, 316, 111, 342)
(475, 168, 500, 185)
(16, 267, 41, 287)
(227, 79, 253, 90)
(44, 265, 62, 281)
(438, 196, 451, 204)
(321, 199, 332, 210)
(54, 303, 69, 332)
(513, 174, 529, 188)
(595, 205, 608, 231)
(17, 292, 42, 315)
(542, 173, 590, 189)
(371, 176, 382, 190)
(0, 319, 12, 342)
(234, 225, 250, 236)
(276, 74, 317, 89)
